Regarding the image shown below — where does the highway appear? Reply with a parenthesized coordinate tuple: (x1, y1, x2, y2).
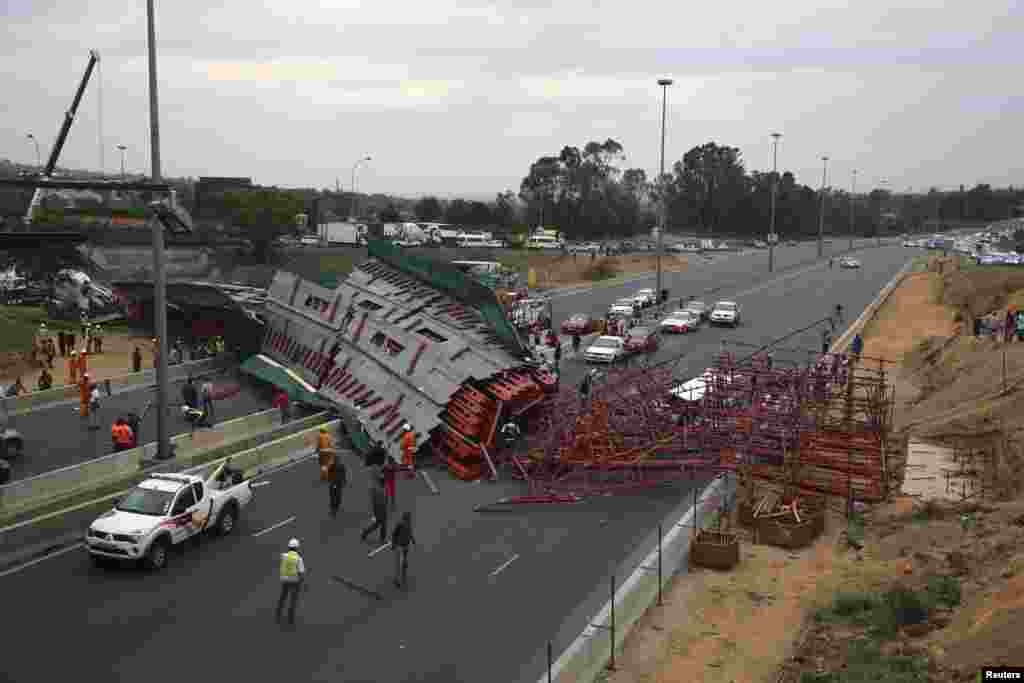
(5, 371, 274, 481)
(0, 243, 912, 683)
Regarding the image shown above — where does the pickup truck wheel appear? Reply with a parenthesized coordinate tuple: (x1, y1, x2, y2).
(216, 504, 238, 536)
(145, 537, 170, 571)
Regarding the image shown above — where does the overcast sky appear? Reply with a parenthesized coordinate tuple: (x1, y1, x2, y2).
(2, 0, 1022, 198)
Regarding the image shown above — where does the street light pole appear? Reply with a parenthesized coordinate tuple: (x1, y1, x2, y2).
(849, 169, 857, 251)
(117, 145, 127, 179)
(768, 132, 781, 273)
(26, 134, 41, 170)
(146, 0, 170, 460)
(656, 78, 673, 303)
(817, 156, 829, 258)
(350, 156, 371, 220)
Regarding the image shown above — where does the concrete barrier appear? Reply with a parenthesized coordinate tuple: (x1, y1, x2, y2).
(541, 473, 738, 683)
(190, 419, 344, 481)
(2, 354, 231, 415)
(0, 408, 284, 519)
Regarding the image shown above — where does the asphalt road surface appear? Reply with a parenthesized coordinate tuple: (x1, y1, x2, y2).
(5, 371, 274, 480)
(0, 244, 912, 683)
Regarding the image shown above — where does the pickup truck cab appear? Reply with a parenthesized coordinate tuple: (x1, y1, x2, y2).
(86, 464, 253, 571)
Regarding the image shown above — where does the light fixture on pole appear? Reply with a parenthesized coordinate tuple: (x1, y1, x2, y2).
(350, 156, 371, 220)
(117, 145, 127, 180)
(656, 78, 673, 304)
(26, 134, 41, 170)
(768, 132, 782, 273)
(146, 0, 171, 461)
(817, 156, 829, 258)
(849, 169, 857, 251)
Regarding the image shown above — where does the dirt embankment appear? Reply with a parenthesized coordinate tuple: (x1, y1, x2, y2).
(509, 252, 689, 288)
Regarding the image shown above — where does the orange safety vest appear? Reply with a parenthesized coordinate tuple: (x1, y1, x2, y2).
(400, 431, 417, 466)
(317, 432, 332, 451)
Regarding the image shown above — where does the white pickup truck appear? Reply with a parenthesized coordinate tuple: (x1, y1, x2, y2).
(85, 464, 254, 571)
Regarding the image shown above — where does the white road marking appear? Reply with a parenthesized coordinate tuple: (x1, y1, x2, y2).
(251, 516, 296, 537)
(251, 481, 271, 488)
(489, 553, 520, 577)
(0, 542, 84, 579)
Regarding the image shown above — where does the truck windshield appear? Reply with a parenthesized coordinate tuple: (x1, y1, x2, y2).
(116, 488, 176, 516)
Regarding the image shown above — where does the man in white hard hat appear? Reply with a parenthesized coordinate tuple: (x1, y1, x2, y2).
(276, 538, 306, 625)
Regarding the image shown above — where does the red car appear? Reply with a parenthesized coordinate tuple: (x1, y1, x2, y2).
(624, 326, 660, 353)
(561, 313, 597, 335)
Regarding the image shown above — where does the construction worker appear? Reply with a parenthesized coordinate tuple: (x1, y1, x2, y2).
(111, 418, 135, 452)
(399, 424, 417, 472)
(317, 427, 335, 481)
(391, 511, 416, 589)
(200, 379, 214, 425)
(328, 457, 347, 517)
(68, 350, 79, 385)
(276, 538, 306, 626)
(78, 347, 89, 377)
(360, 474, 389, 545)
(79, 372, 90, 418)
(132, 346, 142, 373)
(93, 324, 103, 353)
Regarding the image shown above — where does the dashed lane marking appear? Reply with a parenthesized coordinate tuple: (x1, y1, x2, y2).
(489, 553, 520, 577)
(0, 542, 84, 579)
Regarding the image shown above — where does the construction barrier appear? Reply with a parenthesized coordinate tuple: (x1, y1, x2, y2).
(0, 408, 303, 520)
(2, 354, 231, 415)
(540, 473, 737, 683)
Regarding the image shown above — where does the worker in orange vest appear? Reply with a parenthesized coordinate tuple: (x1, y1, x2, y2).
(79, 373, 91, 417)
(317, 427, 336, 481)
(68, 350, 79, 385)
(78, 347, 89, 377)
(399, 424, 417, 472)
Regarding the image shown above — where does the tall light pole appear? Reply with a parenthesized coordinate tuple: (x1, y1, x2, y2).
(849, 169, 857, 251)
(656, 78, 673, 303)
(117, 145, 127, 179)
(147, 0, 171, 460)
(350, 156, 371, 220)
(768, 132, 782, 273)
(817, 156, 829, 258)
(26, 134, 42, 170)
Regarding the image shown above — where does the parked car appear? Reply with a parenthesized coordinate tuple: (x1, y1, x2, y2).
(633, 289, 657, 308)
(710, 301, 741, 327)
(624, 326, 660, 353)
(660, 310, 700, 334)
(609, 298, 638, 317)
(561, 313, 598, 336)
(85, 467, 254, 570)
(584, 335, 626, 363)
(839, 257, 861, 268)
(685, 300, 710, 321)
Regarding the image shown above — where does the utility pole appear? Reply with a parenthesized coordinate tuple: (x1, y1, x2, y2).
(350, 156, 371, 220)
(117, 145, 127, 180)
(147, 0, 170, 460)
(768, 132, 781, 272)
(817, 156, 829, 258)
(849, 169, 857, 251)
(656, 78, 673, 302)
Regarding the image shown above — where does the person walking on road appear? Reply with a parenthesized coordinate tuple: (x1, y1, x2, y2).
(571, 333, 581, 354)
(272, 387, 291, 425)
(276, 538, 306, 625)
(182, 376, 198, 410)
(399, 424, 417, 472)
(88, 383, 101, 430)
(382, 460, 398, 509)
(391, 511, 416, 589)
(553, 340, 562, 372)
(360, 475, 389, 545)
(328, 459, 347, 517)
(200, 380, 215, 426)
(132, 346, 142, 373)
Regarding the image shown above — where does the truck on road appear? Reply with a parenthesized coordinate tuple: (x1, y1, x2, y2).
(85, 465, 254, 571)
(320, 221, 367, 246)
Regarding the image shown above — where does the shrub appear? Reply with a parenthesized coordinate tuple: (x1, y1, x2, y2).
(832, 592, 876, 616)
(925, 575, 962, 608)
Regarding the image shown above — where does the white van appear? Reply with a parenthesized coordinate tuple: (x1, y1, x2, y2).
(527, 234, 564, 250)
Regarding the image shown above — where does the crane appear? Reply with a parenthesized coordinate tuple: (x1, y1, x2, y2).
(24, 50, 101, 224)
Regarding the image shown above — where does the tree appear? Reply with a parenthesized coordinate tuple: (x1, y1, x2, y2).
(493, 190, 520, 227)
(414, 196, 443, 221)
(222, 188, 305, 263)
(379, 204, 402, 222)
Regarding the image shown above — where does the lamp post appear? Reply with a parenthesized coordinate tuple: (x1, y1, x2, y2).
(26, 134, 41, 170)
(849, 169, 857, 251)
(117, 145, 127, 179)
(817, 156, 829, 258)
(768, 132, 782, 272)
(146, 0, 171, 460)
(656, 78, 673, 303)
(350, 156, 371, 220)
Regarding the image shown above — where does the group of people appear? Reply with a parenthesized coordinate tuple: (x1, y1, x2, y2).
(276, 424, 419, 626)
(180, 376, 216, 427)
(974, 307, 1024, 343)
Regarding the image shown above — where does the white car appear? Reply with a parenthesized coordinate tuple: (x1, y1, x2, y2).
(660, 310, 700, 334)
(584, 335, 626, 363)
(710, 301, 741, 327)
(85, 467, 254, 571)
(609, 298, 637, 316)
(299, 236, 320, 246)
(634, 288, 657, 308)
(839, 258, 861, 268)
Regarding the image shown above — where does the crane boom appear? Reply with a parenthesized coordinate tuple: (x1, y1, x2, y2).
(26, 50, 100, 223)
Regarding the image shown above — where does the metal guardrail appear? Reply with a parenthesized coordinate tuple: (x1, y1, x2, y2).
(0, 408, 290, 519)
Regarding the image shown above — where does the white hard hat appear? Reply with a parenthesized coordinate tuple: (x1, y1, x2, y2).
(288, 538, 300, 549)
(403, 423, 412, 431)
